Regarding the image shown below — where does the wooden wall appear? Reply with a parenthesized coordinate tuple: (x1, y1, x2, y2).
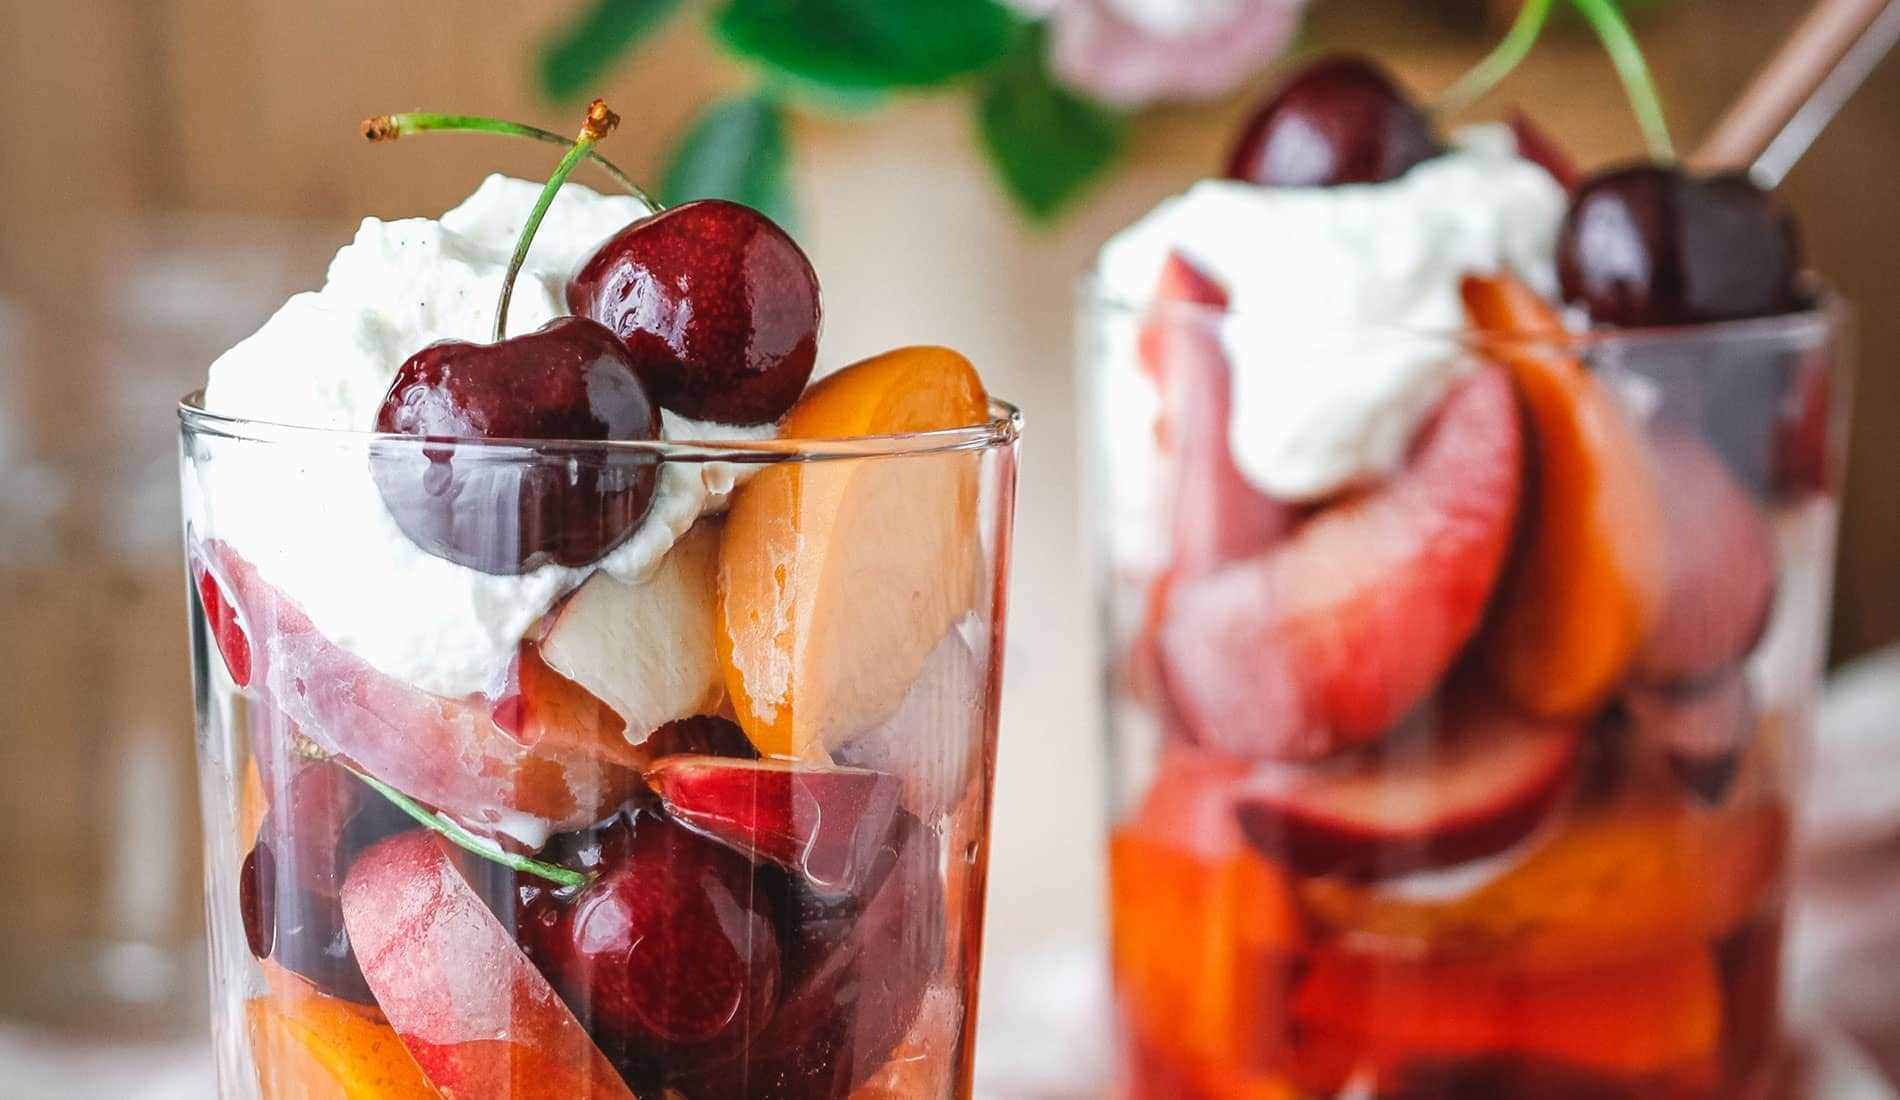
(1, 0, 1894, 661)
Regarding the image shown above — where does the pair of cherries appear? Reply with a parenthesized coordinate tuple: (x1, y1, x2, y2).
(1225, 55, 1805, 327)
(372, 131, 822, 575)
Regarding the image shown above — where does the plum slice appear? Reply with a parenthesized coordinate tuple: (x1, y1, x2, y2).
(1233, 698, 1580, 880)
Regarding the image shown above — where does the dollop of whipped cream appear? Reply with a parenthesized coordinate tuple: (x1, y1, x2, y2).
(1096, 124, 1567, 502)
(195, 175, 772, 699)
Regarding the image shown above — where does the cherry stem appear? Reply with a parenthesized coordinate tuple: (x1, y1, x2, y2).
(339, 761, 590, 890)
(1569, 0, 1676, 160)
(492, 99, 620, 344)
(1437, 0, 1554, 117)
(362, 111, 657, 209)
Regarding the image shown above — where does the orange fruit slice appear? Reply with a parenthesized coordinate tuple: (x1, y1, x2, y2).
(1300, 799, 1786, 975)
(1462, 273, 1666, 719)
(247, 986, 438, 1099)
(718, 346, 990, 759)
(1291, 945, 1723, 1090)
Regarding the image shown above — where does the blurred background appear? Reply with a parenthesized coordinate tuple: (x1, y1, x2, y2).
(1, 0, 1897, 1095)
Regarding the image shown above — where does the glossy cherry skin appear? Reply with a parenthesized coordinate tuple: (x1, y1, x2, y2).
(1557, 164, 1804, 326)
(568, 199, 821, 425)
(516, 812, 781, 1056)
(1225, 54, 1442, 187)
(370, 315, 661, 574)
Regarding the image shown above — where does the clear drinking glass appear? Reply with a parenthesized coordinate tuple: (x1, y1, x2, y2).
(180, 395, 1020, 1099)
(1081, 279, 1850, 1099)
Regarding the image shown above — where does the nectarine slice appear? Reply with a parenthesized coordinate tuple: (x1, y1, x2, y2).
(210, 541, 642, 840)
(341, 831, 635, 1099)
(1299, 799, 1786, 975)
(1462, 273, 1666, 719)
(247, 987, 437, 1100)
(718, 346, 990, 759)
(1158, 366, 1522, 759)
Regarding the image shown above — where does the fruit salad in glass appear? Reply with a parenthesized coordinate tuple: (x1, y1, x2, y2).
(1083, 26, 1848, 1100)
(180, 103, 1019, 1099)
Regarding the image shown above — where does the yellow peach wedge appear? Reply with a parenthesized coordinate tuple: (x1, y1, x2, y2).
(719, 346, 989, 759)
(247, 984, 437, 1100)
(1463, 273, 1666, 719)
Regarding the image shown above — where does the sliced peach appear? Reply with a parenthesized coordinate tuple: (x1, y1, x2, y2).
(1299, 799, 1786, 975)
(1463, 273, 1666, 720)
(1290, 946, 1723, 1090)
(719, 346, 990, 759)
(247, 987, 437, 1100)
(1111, 754, 1303, 1090)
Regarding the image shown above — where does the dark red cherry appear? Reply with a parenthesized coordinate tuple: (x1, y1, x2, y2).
(370, 315, 662, 574)
(568, 199, 820, 425)
(1557, 164, 1804, 326)
(666, 812, 943, 1098)
(1225, 55, 1443, 187)
(517, 812, 780, 1052)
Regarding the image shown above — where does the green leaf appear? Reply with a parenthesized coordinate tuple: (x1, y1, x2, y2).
(539, 0, 684, 101)
(975, 32, 1128, 220)
(662, 94, 796, 227)
(712, 0, 1020, 91)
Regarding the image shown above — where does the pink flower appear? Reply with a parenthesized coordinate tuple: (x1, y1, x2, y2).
(1014, 0, 1308, 108)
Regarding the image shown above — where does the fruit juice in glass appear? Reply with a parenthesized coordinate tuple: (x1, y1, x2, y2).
(1082, 275, 1849, 1099)
(181, 392, 1019, 1099)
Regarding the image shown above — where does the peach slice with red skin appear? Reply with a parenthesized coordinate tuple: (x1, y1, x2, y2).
(340, 830, 635, 1099)
(1157, 365, 1522, 760)
(205, 540, 643, 838)
(1142, 252, 1293, 579)
(1232, 696, 1581, 880)
(247, 984, 438, 1099)
(718, 346, 990, 760)
(1462, 273, 1666, 720)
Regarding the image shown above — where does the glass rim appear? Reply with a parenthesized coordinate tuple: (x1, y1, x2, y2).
(178, 390, 1022, 462)
(1076, 271, 1850, 352)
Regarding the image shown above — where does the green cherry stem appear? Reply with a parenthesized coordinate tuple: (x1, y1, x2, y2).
(362, 110, 657, 208)
(1570, 0, 1676, 160)
(1436, 0, 1555, 117)
(338, 761, 590, 890)
(492, 98, 619, 344)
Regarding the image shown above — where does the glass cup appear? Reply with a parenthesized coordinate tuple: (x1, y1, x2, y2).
(1081, 279, 1850, 1099)
(179, 395, 1020, 1099)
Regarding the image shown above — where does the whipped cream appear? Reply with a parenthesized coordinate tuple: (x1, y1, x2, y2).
(1095, 125, 1567, 504)
(195, 176, 772, 699)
